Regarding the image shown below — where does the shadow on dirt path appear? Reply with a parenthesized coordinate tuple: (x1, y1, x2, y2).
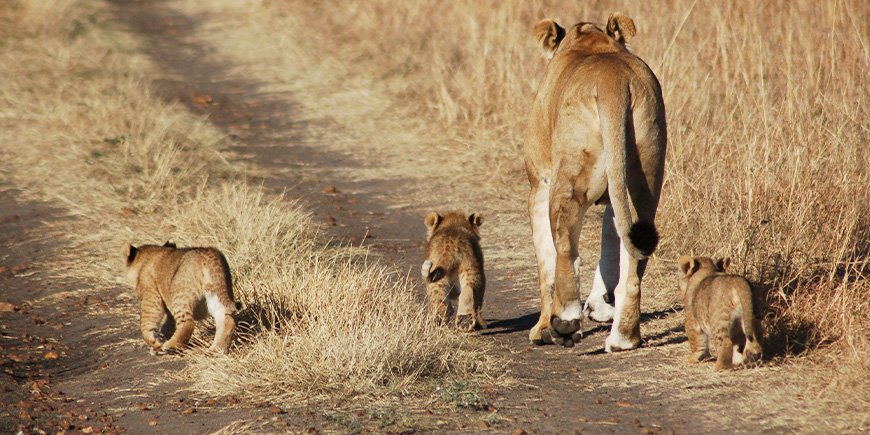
(104, 1, 715, 433)
(0, 182, 271, 433)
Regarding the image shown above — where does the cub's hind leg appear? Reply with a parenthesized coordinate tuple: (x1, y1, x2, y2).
(162, 293, 196, 353)
(684, 314, 709, 363)
(206, 293, 237, 353)
(139, 292, 167, 351)
(456, 268, 485, 330)
(426, 277, 454, 326)
(714, 332, 735, 371)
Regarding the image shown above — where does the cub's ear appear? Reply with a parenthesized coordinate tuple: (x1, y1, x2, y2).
(606, 12, 636, 44)
(533, 19, 565, 58)
(677, 255, 698, 276)
(163, 240, 177, 249)
(468, 213, 482, 227)
(424, 212, 443, 232)
(125, 244, 138, 264)
(715, 257, 731, 272)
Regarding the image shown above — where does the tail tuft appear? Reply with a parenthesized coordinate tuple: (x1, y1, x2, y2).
(628, 220, 658, 257)
(428, 267, 445, 283)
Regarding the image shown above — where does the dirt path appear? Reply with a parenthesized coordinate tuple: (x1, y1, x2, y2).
(1, 1, 808, 433)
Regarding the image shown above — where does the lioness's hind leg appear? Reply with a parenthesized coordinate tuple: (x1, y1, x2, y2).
(529, 183, 556, 343)
(583, 207, 619, 322)
(605, 241, 644, 352)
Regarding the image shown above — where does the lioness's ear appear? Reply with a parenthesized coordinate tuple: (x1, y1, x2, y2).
(468, 213, 482, 227)
(606, 12, 636, 44)
(677, 255, 698, 276)
(716, 257, 731, 272)
(424, 212, 443, 232)
(533, 19, 565, 58)
(163, 240, 177, 249)
(125, 244, 138, 264)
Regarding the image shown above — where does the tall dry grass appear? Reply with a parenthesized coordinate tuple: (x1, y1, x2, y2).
(196, 0, 867, 360)
(0, 0, 488, 408)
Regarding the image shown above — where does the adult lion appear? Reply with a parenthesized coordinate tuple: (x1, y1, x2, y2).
(524, 12, 666, 352)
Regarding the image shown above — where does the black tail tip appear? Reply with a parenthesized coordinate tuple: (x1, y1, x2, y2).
(628, 220, 658, 257)
(427, 267, 445, 283)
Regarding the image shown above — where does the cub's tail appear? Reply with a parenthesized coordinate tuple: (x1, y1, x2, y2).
(421, 259, 446, 283)
(734, 282, 763, 363)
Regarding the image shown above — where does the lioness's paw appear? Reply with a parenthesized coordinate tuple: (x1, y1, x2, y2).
(538, 327, 582, 348)
(550, 316, 581, 335)
(604, 331, 641, 353)
(582, 290, 615, 322)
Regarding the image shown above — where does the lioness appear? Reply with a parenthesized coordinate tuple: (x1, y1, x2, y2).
(421, 212, 486, 330)
(678, 256, 763, 370)
(124, 241, 240, 354)
(524, 12, 667, 350)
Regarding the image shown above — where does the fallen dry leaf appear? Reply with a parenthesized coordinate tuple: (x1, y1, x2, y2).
(0, 301, 16, 312)
(191, 94, 213, 108)
(615, 401, 633, 408)
(44, 351, 59, 360)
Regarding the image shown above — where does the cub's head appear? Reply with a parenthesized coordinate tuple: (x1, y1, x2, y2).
(124, 240, 176, 286)
(533, 12, 636, 59)
(677, 255, 728, 302)
(423, 211, 482, 240)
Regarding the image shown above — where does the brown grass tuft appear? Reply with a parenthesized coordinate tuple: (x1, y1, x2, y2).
(178, 0, 869, 420)
(184, 0, 868, 358)
(0, 0, 490, 409)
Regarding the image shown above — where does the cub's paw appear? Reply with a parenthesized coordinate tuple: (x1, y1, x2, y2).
(160, 342, 186, 354)
(456, 314, 476, 331)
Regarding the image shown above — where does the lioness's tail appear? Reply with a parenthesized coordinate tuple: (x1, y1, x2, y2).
(599, 81, 658, 260)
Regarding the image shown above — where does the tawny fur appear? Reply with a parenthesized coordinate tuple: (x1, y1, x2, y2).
(124, 241, 240, 354)
(678, 256, 763, 370)
(525, 12, 667, 349)
(422, 212, 486, 330)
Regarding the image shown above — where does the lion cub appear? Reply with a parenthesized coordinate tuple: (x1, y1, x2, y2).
(422, 212, 486, 330)
(124, 241, 240, 354)
(678, 256, 763, 370)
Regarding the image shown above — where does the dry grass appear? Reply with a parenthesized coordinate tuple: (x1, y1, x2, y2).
(178, 0, 869, 423)
(186, 0, 867, 354)
(0, 0, 488, 409)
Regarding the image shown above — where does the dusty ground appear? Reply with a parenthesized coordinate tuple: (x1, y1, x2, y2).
(1, 1, 865, 433)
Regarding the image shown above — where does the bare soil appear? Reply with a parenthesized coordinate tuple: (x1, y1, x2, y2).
(2, 1, 858, 433)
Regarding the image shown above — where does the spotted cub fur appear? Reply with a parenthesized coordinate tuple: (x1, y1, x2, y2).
(678, 256, 763, 370)
(421, 212, 486, 330)
(124, 241, 240, 354)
